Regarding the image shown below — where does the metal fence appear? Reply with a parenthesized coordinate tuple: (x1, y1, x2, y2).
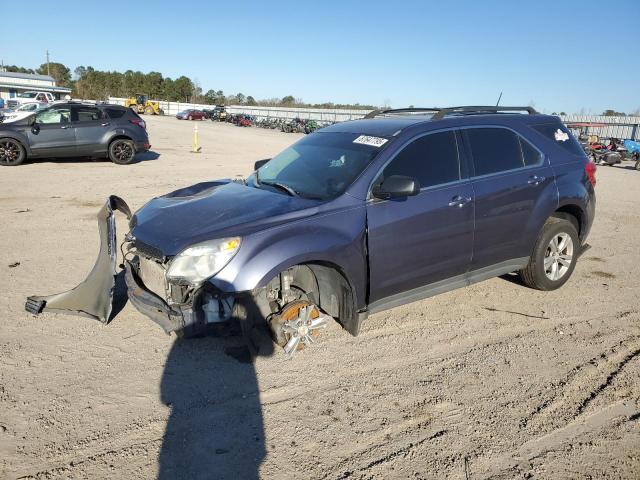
(107, 97, 369, 123)
(106, 97, 640, 140)
(559, 115, 640, 141)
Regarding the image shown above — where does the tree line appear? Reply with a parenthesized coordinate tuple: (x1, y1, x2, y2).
(4, 63, 635, 114)
(2, 63, 377, 109)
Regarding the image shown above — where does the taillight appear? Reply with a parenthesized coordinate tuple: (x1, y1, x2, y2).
(585, 161, 597, 187)
(130, 118, 146, 130)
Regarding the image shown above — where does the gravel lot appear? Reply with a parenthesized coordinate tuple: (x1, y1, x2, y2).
(1, 115, 639, 479)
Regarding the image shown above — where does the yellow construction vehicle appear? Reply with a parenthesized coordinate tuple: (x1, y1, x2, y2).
(124, 94, 164, 115)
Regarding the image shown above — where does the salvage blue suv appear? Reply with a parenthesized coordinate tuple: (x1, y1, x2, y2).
(27, 106, 596, 358)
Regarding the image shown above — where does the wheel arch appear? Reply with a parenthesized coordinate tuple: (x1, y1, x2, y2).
(259, 260, 361, 337)
(0, 133, 32, 156)
(552, 204, 584, 239)
(107, 134, 133, 147)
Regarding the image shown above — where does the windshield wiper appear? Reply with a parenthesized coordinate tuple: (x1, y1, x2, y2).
(260, 180, 298, 197)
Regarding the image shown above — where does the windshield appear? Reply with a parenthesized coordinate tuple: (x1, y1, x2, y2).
(17, 103, 39, 111)
(251, 132, 387, 200)
(17, 92, 38, 98)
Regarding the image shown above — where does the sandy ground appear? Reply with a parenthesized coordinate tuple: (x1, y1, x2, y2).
(0, 116, 639, 480)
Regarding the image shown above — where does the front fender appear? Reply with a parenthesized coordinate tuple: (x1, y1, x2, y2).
(208, 206, 368, 310)
(0, 130, 33, 156)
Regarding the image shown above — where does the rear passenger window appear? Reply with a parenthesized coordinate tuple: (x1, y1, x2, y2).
(381, 131, 460, 188)
(105, 108, 125, 119)
(520, 138, 542, 166)
(75, 106, 104, 122)
(466, 128, 524, 176)
(533, 123, 586, 157)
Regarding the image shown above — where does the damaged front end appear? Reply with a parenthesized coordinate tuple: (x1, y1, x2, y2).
(122, 240, 238, 336)
(25, 196, 240, 336)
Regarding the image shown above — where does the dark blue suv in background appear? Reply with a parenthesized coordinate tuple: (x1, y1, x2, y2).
(28, 106, 596, 358)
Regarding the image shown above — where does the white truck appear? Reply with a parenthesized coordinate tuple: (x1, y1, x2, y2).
(0, 102, 49, 123)
(5, 91, 56, 109)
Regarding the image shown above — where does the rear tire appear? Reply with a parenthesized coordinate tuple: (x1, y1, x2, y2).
(519, 218, 579, 291)
(0, 138, 26, 166)
(108, 139, 136, 165)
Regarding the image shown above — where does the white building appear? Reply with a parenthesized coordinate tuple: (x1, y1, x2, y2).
(0, 71, 72, 101)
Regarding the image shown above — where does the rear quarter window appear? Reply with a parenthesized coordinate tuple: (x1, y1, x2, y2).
(105, 108, 126, 119)
(532, 123, 585, 157)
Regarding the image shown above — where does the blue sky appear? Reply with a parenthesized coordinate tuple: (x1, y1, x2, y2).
(3, 0, 639, 113)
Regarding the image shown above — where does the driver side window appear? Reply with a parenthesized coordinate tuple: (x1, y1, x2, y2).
(378, 130, 461, 189)
(36, 107, 71, 124)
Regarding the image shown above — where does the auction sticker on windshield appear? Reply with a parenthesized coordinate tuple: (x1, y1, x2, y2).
(353, 135, 388, 147)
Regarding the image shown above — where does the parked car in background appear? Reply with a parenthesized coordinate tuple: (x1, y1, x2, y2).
(209, 106, 227, 121)
(6, 91, 55, 109)
(0, 102, 49, 124)
(176, 109, 206, 120)
(27, 106, 596, 360)
(0, 102, 150, 166)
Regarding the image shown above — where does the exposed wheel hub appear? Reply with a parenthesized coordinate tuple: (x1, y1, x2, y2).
(269, 300, 329, 358)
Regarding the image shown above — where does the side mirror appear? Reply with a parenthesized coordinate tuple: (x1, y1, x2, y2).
(372, 175, 420, 200)
(254, 158, 270, 171)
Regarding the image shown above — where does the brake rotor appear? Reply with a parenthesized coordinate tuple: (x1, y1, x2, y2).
(269, 300, 328, 357)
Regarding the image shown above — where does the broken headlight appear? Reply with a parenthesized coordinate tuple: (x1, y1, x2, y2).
(166, 237, 241, 284)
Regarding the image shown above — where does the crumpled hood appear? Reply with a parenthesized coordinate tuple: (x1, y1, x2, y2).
(130, 180, 321, 255)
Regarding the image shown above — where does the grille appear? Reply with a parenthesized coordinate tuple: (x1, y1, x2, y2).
(134, 239, 164, 260)
(137, 256, 167, 299)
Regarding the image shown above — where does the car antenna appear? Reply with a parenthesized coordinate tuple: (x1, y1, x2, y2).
(495, 91, 503, 106)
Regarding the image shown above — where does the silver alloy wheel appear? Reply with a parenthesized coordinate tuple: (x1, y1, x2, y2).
(544, 232, 574, 281)
(0, 139, 22, 165)
(280, 305, 329, 358)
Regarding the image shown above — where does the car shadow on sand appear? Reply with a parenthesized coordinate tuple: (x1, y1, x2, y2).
(111, 284, 273, 479)
(158, 331, 273, 480)
(23, 150, 161, 165)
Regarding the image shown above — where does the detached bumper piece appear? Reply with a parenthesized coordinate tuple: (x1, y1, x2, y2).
(24, 196, 131, 323)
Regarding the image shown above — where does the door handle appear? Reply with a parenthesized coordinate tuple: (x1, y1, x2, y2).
(528, 175, 545, 186)
(101, 122, 110, 126)
(60, 125, 71, 129)
(448, 195, 472, 207)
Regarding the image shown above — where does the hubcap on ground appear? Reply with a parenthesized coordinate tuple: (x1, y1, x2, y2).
(270, 300, 329, 358)
(544, 232, 573, 281)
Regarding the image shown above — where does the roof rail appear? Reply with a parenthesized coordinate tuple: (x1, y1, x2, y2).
(364, 105, 538, 120)
(364, 107, 442, 119)
(431, 106, 538, 120)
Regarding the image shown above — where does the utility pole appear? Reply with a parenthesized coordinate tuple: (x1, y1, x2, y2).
(46, 50, 50, 76)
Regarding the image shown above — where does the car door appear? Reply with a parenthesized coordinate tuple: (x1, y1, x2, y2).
(27, 105, 76, 157)
(462, 127, 555, 271)
(71, 105, 110, 155)
(366, 130, 474, 303)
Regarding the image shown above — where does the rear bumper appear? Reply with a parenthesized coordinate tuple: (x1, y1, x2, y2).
(135, 141, 151, 152)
